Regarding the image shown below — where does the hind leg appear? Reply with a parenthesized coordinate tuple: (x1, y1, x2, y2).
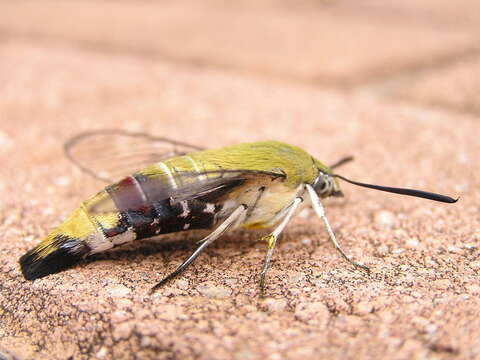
(150, 204, 248, 294)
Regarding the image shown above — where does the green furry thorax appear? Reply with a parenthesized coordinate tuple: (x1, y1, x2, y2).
(185, 141, 331, 187)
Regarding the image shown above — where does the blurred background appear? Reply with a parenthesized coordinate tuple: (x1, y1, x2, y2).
(1, 0, 479, 134)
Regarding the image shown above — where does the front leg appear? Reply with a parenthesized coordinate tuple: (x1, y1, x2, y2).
(306, 184, 369, 272)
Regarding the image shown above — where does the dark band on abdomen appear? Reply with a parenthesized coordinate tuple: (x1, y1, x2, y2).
(103, 169, 226, 244)
(102, 198, 222, 243)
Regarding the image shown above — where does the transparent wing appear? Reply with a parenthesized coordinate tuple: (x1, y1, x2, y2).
(170, 169, 285, 203)
(64, 129, 205, 182)
(87, 169, 285, 214)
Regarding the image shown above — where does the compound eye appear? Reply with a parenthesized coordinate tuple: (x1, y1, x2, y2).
(315, 178, 329, 195)
(314, 174, 333, 195)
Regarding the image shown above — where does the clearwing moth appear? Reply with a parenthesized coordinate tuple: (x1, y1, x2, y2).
(19, 130, 458, 295)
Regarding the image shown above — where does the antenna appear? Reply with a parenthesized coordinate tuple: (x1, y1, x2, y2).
(330, 156, 354, 169)
(332, 174, 458, 204)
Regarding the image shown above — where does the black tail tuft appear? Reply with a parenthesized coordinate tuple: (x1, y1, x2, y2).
(20, 236, 90, 280)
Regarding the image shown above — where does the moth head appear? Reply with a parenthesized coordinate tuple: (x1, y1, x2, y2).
(317, 155, 458, 204)
(313, 155, 458, 204)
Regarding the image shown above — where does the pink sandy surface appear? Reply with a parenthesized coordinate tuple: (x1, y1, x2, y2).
(0, 1, 479, 359)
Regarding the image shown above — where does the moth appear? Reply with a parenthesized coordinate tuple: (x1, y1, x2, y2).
(19, 130, 457, 294)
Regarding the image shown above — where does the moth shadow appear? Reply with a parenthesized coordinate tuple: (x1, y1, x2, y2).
(84, 229, 259, 264)
(83, 224, 317, 268)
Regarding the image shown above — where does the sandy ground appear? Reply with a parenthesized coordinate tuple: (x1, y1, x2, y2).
(0, 1, 479, 359)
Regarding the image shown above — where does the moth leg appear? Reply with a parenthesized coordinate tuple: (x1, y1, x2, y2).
(150, 204, 248, 294)
(245, 186, 266, 220)
(306, 184, 369, 272)
(195, 186, 265, 246)
(259, 197, 303, 296)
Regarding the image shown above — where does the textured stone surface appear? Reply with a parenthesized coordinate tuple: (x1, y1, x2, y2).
(1, 2, 479, 360)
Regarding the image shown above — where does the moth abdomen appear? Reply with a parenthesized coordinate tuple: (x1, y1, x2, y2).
(20, 234, 90, 280)
(102, 198, 221, 244)
(19, 207, 99, 280)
